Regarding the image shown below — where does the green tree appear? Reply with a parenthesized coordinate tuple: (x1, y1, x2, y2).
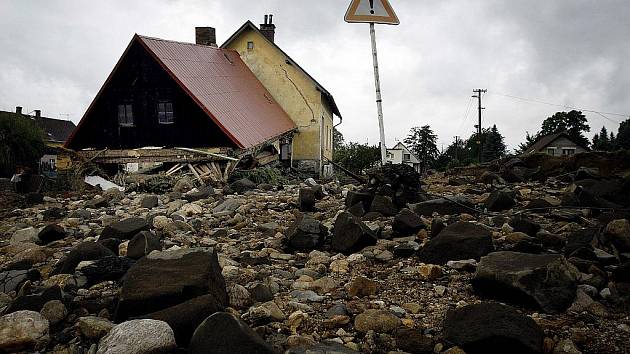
(333, 127, 345, 152)
(482, 125, 507, 162)
(515, 131, 539, 154)
(333, 142, 380, 174)
(404, 125, 439, 174)
(617, 117, 630, 150)
(592, 126, 612, 151)
(540, 110, 590, 148)
(465, 128, 491, 162)
(0, 113, 46, 177)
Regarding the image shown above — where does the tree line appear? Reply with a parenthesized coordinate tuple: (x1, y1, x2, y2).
(333, 110, 630, 174)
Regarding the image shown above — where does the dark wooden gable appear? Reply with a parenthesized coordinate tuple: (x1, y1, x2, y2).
(66, 38, 237, 150)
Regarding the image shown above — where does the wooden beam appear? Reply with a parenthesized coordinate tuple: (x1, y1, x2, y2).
(188, 163, 205, 185)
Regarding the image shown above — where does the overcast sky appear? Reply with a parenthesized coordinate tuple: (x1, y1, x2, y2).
(1, 0, 629, 150)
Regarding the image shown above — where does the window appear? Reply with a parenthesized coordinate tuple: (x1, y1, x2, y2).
(247, 41, 254, 50)
(547, 148, 555, 156)
(404, 154, 411, 161)
(562, 148, 576, 156)
(157, 102, 174, 124)
(118, 104, 134, 126)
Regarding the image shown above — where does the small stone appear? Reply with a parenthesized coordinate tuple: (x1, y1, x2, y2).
(348, 276, 378, 297)
(354, 309, 401, 333)
(419, 264, 443, 280)
(402, 303, 422, 314)
(140, 195, 159, 209)
(78, 316, 115, 339)
(434, 285, 447, 296)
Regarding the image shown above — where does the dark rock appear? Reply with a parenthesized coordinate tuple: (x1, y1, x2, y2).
(430, 218, 447, 238)
(5, 285, 63, 314)
(140, 294, 224, 347)
(393, 244, 416, 258)
(409, 196, 474, 217)
(127, 231, 161, 259)
(443, 302, 544, 354)
(370, 195, 398, 216)
(286, 343, 359, 354)
(603, 219, 630, 254)
(52, 242, 116, 275)
(331, 212, 378, 254)
(42, 207, 66, 221)
(574, 167, 601, 181)
(418, 222, 494, 265)
(525, 199, 554, 210)
(345, 191, 374, 210)
(37, 224, 67, 245)
(298, 188, 316, 212)
(230, 178, 256, 194)
(562, 178, 629, 209)
(347, 203, 365, 217)
(100, 218, 150, 241)
(25, 192, 44, 205)
(286, 215, 328, 251)
(509, 216, 541, 237)
(69, 209, 92, 219)
(85, 197, 109, 209)
(503, 166, 540, 183)
(564, 228, 598, 258)
(140, 195, 159, 208)
(189, 312, 275, 354)
(479, 171, 506, 185)
(79, 256, 135, 285)
(473, 251, 579, 313)
(365, 164, 426, 207)
(511, 239, 544, 254)
(97, 238, 122, 255)
(395, 328, 434, 354)
(485, 190, 516, 212)
(184, 186, 214, 202)
(0, 269, 40, 293)
(392, 208, 426, 236)
(249, 283, 273, 303)
(115, 249, 227, 321)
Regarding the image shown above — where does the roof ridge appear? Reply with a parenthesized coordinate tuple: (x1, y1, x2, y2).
(137, 34, 227, 51)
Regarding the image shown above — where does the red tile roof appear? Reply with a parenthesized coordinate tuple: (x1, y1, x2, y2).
(137, 35, 296, 149)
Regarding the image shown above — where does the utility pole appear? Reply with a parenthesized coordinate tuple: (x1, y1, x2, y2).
(454, 136, 459, 161)
(472, 89, 487, 163)
(370, 23, 387, 165)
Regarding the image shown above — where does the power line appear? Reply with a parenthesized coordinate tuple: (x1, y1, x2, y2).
(473, 89, 487, 163)
(490, 92, 628, 122)
(456, 96, 474, 137)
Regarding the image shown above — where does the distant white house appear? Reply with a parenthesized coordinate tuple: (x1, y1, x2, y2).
(386, 142, 422, 173)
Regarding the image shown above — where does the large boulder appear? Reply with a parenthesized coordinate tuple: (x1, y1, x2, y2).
(370, 195, 398, 216)
(331, 212, 378, 254)
(230, 178, 256, 194)
(509, 216, 541, 237)
(96, 319, 176, 354)
(188, 312, 275, 354)
(78, 256, 135, 286)
(345, 191, 374, 210)
(418, 222, 494, 265)
(139, 294, 224, 347)
(409, 197, 474, 217)
(392, 208, 426, 236)
(37, 224, 67, 245)
(443, 302, 544, 354)
(52, 241, 116, 275)
(100, 218, 150, 241)
(298, 188, 316, 212)
(286, 215, 328, 251)
(127, 231, 161, 260)
(0, 310, 50, 353)
(364, 164, 426, 207)
(115, 248, 227, 321)
(473, 252, 579, 313)
(485, 190, 517, 212)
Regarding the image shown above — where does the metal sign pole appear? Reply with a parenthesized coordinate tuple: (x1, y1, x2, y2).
(369, 23, 387, 165)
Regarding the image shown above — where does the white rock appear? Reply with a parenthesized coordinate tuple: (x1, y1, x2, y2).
(0, 310, 50, 352)
(96, 319, 176, 354)
(11, 227, 41, 244)
(181, 203, 203, 216)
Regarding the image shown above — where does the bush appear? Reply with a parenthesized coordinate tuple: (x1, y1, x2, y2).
(0, 113, 46, 177)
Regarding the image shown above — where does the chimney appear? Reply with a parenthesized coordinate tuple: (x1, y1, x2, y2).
(15, 106, 22, 115)
(195, 27, 217, 47)
(260, 14, 276, 43)
(34, 110, 41, 118)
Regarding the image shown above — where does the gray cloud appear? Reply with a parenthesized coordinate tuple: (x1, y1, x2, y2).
(1, 0, 628, 150)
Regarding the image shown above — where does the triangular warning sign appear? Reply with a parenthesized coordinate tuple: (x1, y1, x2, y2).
(345, 0, 400, 25)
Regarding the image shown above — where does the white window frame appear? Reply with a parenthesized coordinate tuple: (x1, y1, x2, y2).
(157, 101, 175, 125)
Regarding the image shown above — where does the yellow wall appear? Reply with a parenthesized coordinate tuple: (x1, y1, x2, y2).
(225, 28, 334, 161)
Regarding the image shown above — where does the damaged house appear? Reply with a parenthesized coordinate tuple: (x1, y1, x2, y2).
(66, 16, 341, 177)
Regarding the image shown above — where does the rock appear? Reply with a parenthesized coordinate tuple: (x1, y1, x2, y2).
(509, 216, 541, 237)
(473, 252, 579, 313)
(42, 207, 66, 220)
(354, 309, 401, 333)
(188, 312, 275, 354)
(184, 186, 214, 202)
(331, 212, 378, 254)
(443, 302, 543, 354)
(370, 195, 398, 216)
(249, 283, 274, 303)
(40, 300, 67, 326)
(140, 195, 159, 209)
(419, 264, 443, 280)
(553, 339, 582, 354)
(228, 284, 251, 309)
(299, 188, 317, 212)
(140, 294, 224, 347)
(103, 187, 124, 201)
(395, 328, 434, 354)
(0, 310, 49, 352)
(290, 290, 325, 302)
(115, 248, 227, 321)
(447, 259, 478, 272)
(479, 171, 506, 185)
(96, 319, 176, 354)
(348, 276, 378, 297)
(37, 224, 67, 245)
(11, 227, 40, 244)
(5, 285, 63, 314)
(345, 191, 374, 210)
(409, 196, 474, 216)
(212, 198, 242, 214)
(392, 208, 426, 236)
(78, 256, 135, 285)
(418, 222, 494, 265)
(485, 190, 517, 212)
(86, 197, 109, 209)
(286, 215, 328, 250)
(230, 178, 256, 194)
(0, 269, 39, 293)
(286, 342, 359, 354)
(78, 316, 115, 339)
(100, 218, 150, 241)
(603, 219, 630, 253)
(25, 192, 44, 205)
(127, 231, 161, 260)
(173, 176, 194, 193)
